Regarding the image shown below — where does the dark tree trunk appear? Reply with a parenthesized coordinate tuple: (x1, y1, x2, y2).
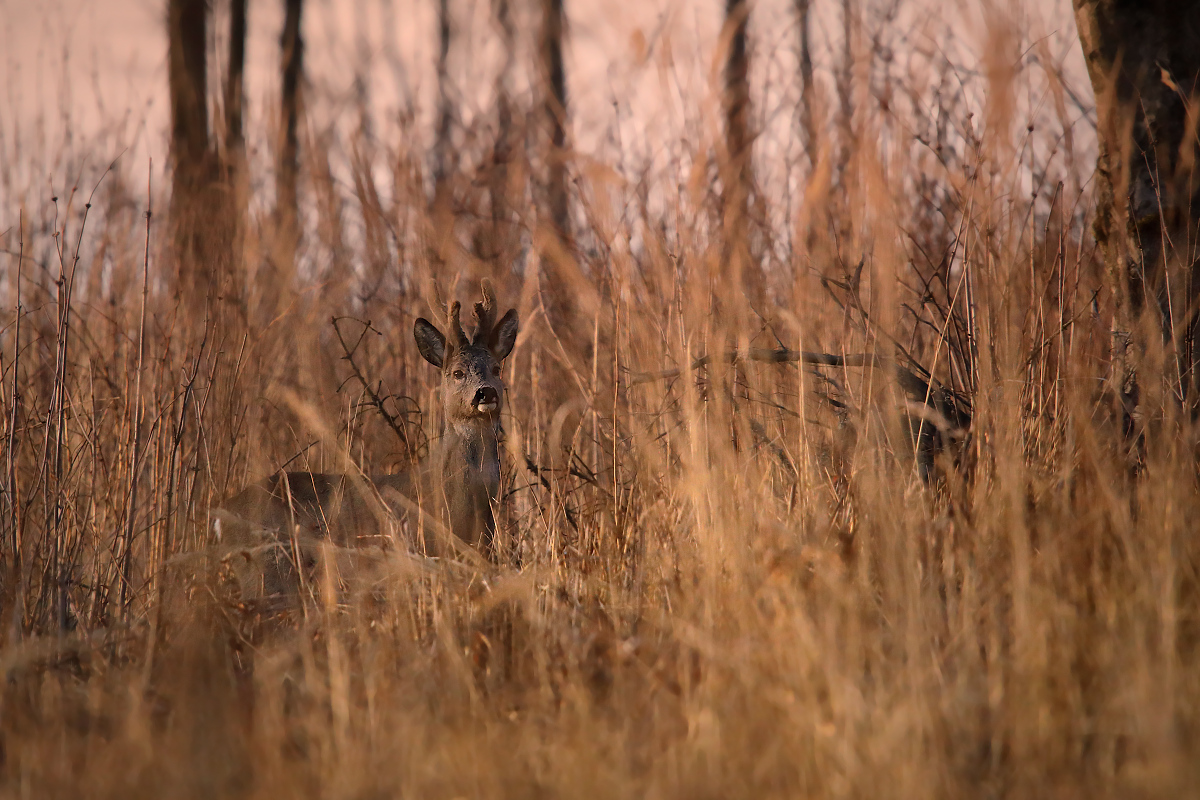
(533, 0, 575, 328)
(540, 0, 569, 240)
(723, 0, 751, 201)
(277, 0, 305, 266)
(721, 0, 761, 304)
(487, 0, 517, 267)
(224, 0, 248, 279)
(168, 0, 217, 295)
(434, 0, 454, 194)
(225, 0, 247, 157)
(837, 0, 855, 180)
(1073, 0, 1200, 434)
(168, 0, 237, 300)
(169, 0, 208, 175)
(794, 0, 817, 165)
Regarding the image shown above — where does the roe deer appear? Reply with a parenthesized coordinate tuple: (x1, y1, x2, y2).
(212, 282, 519, 593)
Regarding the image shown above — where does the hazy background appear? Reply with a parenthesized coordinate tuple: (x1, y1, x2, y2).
(1, 0, 1094, 241)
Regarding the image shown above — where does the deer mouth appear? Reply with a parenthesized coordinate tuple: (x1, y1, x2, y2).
(473, 387, 500, 415)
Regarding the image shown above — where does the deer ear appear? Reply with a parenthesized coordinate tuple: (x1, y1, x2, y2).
(414, 318, 447, 368)
(490, 309, 519, 360)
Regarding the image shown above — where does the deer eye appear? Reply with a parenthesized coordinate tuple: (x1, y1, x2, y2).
(453, 369, 465, 379)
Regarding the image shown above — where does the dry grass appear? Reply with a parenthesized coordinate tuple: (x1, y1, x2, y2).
(1, 7, 1198, 798)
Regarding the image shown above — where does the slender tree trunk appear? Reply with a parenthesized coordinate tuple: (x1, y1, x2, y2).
(723, 0, 751, 201)
(540, 0, 569, 240)
(794, 0, 817, 166)
(224, 0, 248, 278)
(426, 0, 460, 286)
(1073, 1, 1200, 438)
(533, 0, 574, 328)
(721, 0, 760, 305)
(276, 0, 305, 272)
(434, 0, 455, 194)
(430, 0, 456, 278)
(169, 0, 208, 170)
(225, 0, 247, 157)
(836, 0, 855, 182)
(168, 0, 216, 295)
(485, 0, 518, 269)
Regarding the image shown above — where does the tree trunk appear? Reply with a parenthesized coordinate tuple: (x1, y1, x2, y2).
(430, 0, 456, 273)
(484, 0, 518, 269)
(1073, 0, 1200, 436)
(169, 0, 208, 173)
(540, 0, 569, 240)
(434, 0, 455, 194)
(721, 0, 761, 305)
(168, 0, 221, 297)
(534, 0, 575, 328)
(794, 0, 817, 166)
(224, 0, 248, 278)
(225, 0, 247, 157)
(723, 0, 751, 204)
(836, 0, 855, 181)
(276, 0, 305, 272)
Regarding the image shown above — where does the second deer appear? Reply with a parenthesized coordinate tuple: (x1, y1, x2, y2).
(213, 282, 519, 593)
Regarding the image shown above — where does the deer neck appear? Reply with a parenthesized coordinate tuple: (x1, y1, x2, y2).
(430, 417, 501, 548)
(440, 418, 501, 490)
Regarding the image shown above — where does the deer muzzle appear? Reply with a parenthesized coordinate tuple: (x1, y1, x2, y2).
(473, 386, 499, 414)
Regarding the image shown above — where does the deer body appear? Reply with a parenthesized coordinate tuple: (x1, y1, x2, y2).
(213, 284, 518, 593)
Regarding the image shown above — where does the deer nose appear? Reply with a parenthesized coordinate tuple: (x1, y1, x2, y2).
(473, 386, 499, 411)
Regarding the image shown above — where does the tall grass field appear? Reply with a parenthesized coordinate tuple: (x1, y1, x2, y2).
(1, 3, 1197, 797)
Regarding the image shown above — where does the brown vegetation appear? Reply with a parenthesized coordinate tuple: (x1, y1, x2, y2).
(1, 3, 1198, 798)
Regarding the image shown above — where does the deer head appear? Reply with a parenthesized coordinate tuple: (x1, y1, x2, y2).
(413, 281, 519, 429)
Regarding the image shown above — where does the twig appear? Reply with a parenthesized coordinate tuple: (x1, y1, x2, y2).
(520, 455, 580, 532)
(279, 439, 321, 471)
(43, 168, 106, 631)
(120, 164, 152, 620)
(6, 210, 24, 640)
(161, 313, 209, 581)
(331, 316, 415, 454)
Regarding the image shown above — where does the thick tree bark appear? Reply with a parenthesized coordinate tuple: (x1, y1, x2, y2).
(277, 0, 305, 266)
(540, 0, 569, 240)
(1073, 0, 1200, 432)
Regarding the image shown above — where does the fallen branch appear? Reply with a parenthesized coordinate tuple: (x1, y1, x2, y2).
(627, 348, 970, 434)
(626, 348, 894, 384)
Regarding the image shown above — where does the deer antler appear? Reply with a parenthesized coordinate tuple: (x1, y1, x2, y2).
(448, 301, 469, 348)
(472, 279, 498, 345)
